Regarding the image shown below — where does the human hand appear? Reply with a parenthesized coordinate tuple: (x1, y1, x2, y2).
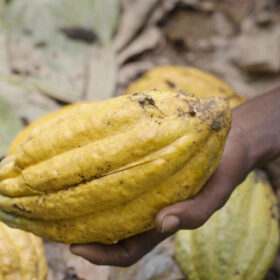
(70, 87, 280, 266)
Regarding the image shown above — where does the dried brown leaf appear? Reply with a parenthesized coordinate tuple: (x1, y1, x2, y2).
(118, 61, 154, 88)
(114, 0, 160, 52)
(230, 23, 280, 74)
(148, 0, 179, 26)
(217, 0, 255, 24)
(117, 27, 161, 65)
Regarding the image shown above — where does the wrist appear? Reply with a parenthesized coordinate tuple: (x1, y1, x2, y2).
(227, 116, 252, 177)
(231, 88, 280, 171)
(230, 112, 252, 173)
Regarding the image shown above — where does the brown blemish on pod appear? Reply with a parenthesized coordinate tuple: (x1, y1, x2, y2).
(138, 97, 155, 107)
(165, 79, 176, 88)
(13, 204, 32, 214)
(211, 119, 221, 131)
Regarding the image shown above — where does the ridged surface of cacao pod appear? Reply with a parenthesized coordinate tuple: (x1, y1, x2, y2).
(0, 222, 47, 280)
(8, 101, 94, 156)
(125, 65, 246, 109)
(175, 170, 279, 280)
(0, 91, 231, 244)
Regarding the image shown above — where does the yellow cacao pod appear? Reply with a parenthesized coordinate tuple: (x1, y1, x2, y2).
(0, 222, 47, 280)
(125, 65, 246, 109)
(0, 91, 231, 244)
(8, 101, 93, 156)
(175, 171, 279, 280)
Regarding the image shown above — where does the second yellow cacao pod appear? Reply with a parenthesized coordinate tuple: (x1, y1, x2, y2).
(125, 65, 246, 109)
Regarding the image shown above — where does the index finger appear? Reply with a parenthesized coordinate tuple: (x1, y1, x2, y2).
(70, 229, 171, 267)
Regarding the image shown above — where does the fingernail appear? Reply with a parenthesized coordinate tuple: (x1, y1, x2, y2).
(161, 216, 180, 233)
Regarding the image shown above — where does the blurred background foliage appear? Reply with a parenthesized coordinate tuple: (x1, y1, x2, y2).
(0, 0, 120, 156)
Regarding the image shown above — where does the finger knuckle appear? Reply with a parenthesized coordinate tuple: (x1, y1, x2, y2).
(192, 209, 212, 228)
(118, 250, 140, 267)
(120, 257, 138, 267)
(216, 200, 227, 211)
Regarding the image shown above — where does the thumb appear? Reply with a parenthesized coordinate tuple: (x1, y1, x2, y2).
(154, 167, 240, 233)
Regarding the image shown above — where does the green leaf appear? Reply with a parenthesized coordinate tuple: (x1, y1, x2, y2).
(51, 0, 120, 45)
(51, 0, 96, 30)
(3, 0, 120, 101)
(5, 0, 57, 40)
(92, 0, 120, 45)
(0, 0, 4, 18)
(0, 74, 58, 123)
(0, 0, 6, 29)
(0, 94, 23, 157)
(4, 0, 89, 101)
(0, 33, 9, 73)
(86, 46, 117, 100)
